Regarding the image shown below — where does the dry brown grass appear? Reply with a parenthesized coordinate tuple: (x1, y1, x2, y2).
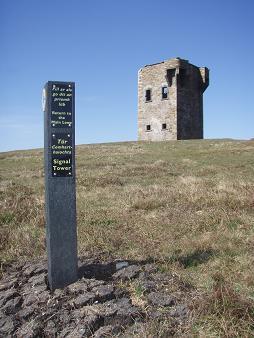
(191, 273, 254, 337)
(1, 139, 254, 335)
(0, 182, 45, 269)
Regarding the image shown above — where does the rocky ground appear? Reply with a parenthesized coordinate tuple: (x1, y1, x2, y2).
(0, 256, 195, 337)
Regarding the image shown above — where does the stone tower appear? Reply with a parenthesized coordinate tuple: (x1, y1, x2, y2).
(138, 57, 209, 141)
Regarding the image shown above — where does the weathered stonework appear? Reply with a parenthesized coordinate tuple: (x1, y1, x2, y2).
(138, 57, 209, 141)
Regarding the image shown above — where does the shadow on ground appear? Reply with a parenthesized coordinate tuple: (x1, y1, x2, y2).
(170, 249, 216, 268)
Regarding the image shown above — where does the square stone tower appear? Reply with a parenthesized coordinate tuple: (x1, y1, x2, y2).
(138, 57, 209, 141)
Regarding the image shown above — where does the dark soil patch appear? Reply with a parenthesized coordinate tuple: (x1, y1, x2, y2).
(0, 256, 194, 337)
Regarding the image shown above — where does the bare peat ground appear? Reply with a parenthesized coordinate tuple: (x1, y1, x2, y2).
(1, 139, 254, 336)
(0, 255, 195, 337)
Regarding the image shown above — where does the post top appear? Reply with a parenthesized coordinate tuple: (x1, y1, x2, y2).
(46, 81, 75, 85)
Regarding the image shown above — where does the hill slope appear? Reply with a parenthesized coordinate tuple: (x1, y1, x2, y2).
(1, 139, 254, 336)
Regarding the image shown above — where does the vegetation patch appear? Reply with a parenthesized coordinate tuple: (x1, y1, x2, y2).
(0, 139, 254, 335)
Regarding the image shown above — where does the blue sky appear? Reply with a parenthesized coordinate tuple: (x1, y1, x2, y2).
(1, 0, 253, 152)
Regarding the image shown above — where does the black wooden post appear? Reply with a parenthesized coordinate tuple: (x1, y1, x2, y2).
(43, 81, 78, 290)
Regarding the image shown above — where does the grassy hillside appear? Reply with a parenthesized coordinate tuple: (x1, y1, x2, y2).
(1, 139, 254, 336)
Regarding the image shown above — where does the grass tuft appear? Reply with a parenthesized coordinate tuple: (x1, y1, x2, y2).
(192, 273, 254, 336)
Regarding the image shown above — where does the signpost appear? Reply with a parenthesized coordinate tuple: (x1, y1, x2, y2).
(43, 81, 78, 290)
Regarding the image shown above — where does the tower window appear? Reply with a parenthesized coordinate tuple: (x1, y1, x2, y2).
(162, 123, 167, 130)
(166, 68, 176, 87)
(162, 86, 168, 99)
(145, 89, 151, 102)
(179, 68, 186, 87)
(146, 124, 151, 131)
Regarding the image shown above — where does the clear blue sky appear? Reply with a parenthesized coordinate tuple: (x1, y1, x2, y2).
(1, 0, 253, 152)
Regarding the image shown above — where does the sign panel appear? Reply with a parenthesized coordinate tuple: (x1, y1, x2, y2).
(51, 133, 72, 177)
(51, 83, 73, 127)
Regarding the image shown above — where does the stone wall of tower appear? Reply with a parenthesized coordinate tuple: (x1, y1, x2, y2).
(137, 58, 209, 141)
(138, 59, 179, 141)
